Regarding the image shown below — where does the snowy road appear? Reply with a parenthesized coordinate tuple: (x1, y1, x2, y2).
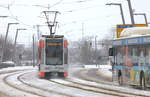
(0, 66, 150, 97)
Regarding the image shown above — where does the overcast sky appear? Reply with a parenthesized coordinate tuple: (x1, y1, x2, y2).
(0, 0, 150, 47)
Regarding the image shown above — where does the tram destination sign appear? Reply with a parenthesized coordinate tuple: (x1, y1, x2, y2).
(143, 37, 150, 43)
(112, 40, 122, 46)
(127, 38, 138, 44)
(116, 24, 147, 38)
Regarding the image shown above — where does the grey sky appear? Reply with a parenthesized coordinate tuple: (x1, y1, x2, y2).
(0, 0, 150, 47)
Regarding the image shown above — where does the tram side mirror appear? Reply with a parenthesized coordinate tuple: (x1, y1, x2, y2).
(109, 48, 114, 56)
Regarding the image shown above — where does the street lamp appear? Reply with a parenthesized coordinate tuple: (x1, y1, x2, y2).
(13, 28, 26, 64)
(133, 13, 148, 26)
(14, 28, 26, 46)
(106, 3, 125, 24)
(1, 23, 19, 62)
(0, 16, 8, 18)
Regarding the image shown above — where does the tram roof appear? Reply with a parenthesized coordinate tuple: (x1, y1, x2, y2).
(42, 35, 64, 38)
(119, 27, 150, 38)
(112, 27, 150, 46)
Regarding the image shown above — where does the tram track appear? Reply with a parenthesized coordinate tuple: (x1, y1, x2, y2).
(70, 69, 150, 97)
(73, 69, 116, 86)
(67, 78, 149, 97)
(18, 72, 79, 97)
(0, 69, 36, 97)
(1, 68, 150, 97)
(2, 71, 46, 97)
(49, 78, 147, 97)
(0, 70, 22, 75)
(1, 69, 86, 97)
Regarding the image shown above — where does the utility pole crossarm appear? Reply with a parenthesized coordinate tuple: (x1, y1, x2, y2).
(106, 3, 121, 6)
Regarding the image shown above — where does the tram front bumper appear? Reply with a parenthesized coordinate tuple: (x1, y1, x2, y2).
(40, 65, 67, 72)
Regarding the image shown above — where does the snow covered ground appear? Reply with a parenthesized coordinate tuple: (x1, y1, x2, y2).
(0, 65, 150, 97)
(83, 64, 112, 78)
(0, 66, 36, 72)
(0, 66, 114, 97)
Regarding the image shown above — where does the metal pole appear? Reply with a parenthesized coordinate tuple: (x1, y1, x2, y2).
(0, 16, 8, 18)
(82, 22, 84, 40)
(134, 13, 148, 26)
(1, 23, 18, 62)
(127, 0, 135, 26)
(143, 14, 148, 26)
(13, 29, 19, 64)
(13, 29, 26, 64)
(119, 4, 125, 24)
(95, 36, 97, 66)
(54, 22, 58, 34)
(14, 29, 19, 48)
(37, 25, 40, 39)
(106, 3, 125, 24)
(36, 25, 47, 39)
(33, 35, 35, 67)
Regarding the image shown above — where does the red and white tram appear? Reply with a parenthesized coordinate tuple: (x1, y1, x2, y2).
(38, 35, 68, 78)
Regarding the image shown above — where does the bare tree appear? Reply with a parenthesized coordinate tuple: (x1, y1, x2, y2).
(2, 38, 14, 61)
(68, 35, 113, 65)
(69, 37, 95, 64)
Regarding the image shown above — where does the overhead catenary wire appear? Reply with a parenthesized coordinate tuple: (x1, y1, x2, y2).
(0, 4, 37, 31)
(9, 0, 16, 7)
(0, 0, 112, 38)
(62, 4, 103, 13)
(0, 0, 67, 32)
(61, 0, 97, 4)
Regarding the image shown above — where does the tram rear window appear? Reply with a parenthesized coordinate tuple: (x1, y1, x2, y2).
(46, 39, 63, 65)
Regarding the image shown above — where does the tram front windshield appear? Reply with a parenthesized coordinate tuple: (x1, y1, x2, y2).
(46, 39, 63, 65)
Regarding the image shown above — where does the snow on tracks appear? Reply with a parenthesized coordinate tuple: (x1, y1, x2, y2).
(49, 78, 147, 97)
(0, 69, 72, 97)
(71, 68, 150, 97)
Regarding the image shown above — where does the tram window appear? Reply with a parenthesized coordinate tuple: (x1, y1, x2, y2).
(146, 47, 150, 65)
(116, 47, 123, 65)
(131, 47, 138, 66)
(138, 46, 145, 66)
(127, 47, 133, 67)
(46, 44, 63, 65)
(128, 47, 132, 60)
(46, 39, 63, 65)
(126, 46, 138, 66)
(109, 48, 114, 56)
